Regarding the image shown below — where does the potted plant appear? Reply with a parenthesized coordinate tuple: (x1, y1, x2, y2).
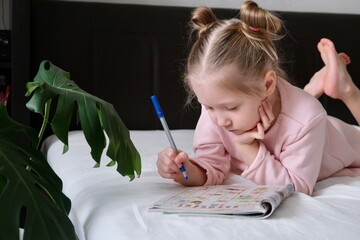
(0, 60, 141, 239)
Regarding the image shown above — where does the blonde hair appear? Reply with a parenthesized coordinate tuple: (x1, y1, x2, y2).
(184, 0, 286, 104)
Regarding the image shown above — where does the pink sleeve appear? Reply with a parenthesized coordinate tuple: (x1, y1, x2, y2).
(242, 113, 327, 195)
(191, 106, 231, 186)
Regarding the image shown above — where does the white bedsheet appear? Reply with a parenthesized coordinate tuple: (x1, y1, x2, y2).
(42, 130, 360, 240)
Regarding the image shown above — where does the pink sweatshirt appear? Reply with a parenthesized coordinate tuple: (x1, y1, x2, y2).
(192, 78, 360, 195)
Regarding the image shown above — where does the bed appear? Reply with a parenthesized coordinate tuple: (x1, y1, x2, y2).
(27, 1, 360, 239)
(41, 130, 360, 240)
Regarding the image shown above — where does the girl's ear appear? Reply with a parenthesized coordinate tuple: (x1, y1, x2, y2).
(263, 70, 277, 95)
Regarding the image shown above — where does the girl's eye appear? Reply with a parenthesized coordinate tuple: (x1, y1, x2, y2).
(226, 106, 238, 111)
(204, 106, 214, 111)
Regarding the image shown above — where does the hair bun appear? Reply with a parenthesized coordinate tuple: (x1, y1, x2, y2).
(191, 6, 217, 37)
(240, 0, 282, 35)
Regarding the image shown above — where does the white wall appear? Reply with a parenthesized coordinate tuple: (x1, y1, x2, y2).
(2, 0, 360, 30)
(60, 0, 360, 14)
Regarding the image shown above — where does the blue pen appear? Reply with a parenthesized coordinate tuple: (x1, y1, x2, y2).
(151, 95, 188, 181)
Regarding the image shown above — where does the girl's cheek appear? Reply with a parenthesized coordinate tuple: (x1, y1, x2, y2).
(207, 112, 217, 124)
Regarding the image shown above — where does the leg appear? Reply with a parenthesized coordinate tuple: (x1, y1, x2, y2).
(304, 38, 360, 125)
(303, 67, 326, 98)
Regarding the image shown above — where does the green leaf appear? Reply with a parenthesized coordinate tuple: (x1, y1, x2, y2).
(26, 60, 141, 179)
(99, 103, 141, 178)
(0, 60, 142, 239)
(0, 104, 76, 240)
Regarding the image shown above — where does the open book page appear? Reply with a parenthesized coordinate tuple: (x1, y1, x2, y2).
(149, 184, 293, 219)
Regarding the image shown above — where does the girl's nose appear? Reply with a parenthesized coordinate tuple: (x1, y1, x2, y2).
(217, 116, 231, 127)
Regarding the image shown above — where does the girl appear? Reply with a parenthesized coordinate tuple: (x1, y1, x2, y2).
(156, 0, 360, 195)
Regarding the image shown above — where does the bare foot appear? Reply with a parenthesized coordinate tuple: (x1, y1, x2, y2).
(318, 38, 357, 101)
(304, 39, 351, 98)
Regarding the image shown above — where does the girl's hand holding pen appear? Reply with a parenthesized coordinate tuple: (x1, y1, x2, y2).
(157, 148, 207, 186)
(156, 148, 190, 182)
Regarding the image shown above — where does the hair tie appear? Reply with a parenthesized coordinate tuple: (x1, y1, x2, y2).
(249, 26, 260, 32)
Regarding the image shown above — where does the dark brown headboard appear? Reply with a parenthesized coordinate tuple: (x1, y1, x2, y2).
(25, 0, 360, 133)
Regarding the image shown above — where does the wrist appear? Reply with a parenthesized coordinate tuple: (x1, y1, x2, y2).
(237, 140, 260, 166)
(176, 160, 207, 186)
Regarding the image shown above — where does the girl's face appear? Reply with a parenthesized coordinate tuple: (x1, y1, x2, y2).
(191, 66, 266, 135)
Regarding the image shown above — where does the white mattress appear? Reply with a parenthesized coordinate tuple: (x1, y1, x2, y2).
(42, 130, 360, 240)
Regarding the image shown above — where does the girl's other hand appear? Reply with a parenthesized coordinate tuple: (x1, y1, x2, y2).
(235, 98, 274, 144)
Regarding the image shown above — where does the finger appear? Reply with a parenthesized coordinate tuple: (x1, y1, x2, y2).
(164, 157, 182, 173)
(234, 127, 257, 144)
(259, 105, 271, 130)
(157, 150, 182, 173)
(259, 100, 274, 130)
(256, 122, 265, 139)
(258, 105, 268, 128)
(164, 147, 178, 159)
(174, 151, 189, 168)
(263, 98, 274, 121)
(157, 167, 180, 180)
(242, 123, 264, 140)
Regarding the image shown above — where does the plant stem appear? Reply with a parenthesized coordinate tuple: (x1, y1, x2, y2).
(37, 99, 52, 149)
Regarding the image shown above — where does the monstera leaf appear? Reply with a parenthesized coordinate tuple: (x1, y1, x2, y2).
(26, 60, 141, 178)
(0, 104, 76, 240)
(0, 60, 141, 239)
